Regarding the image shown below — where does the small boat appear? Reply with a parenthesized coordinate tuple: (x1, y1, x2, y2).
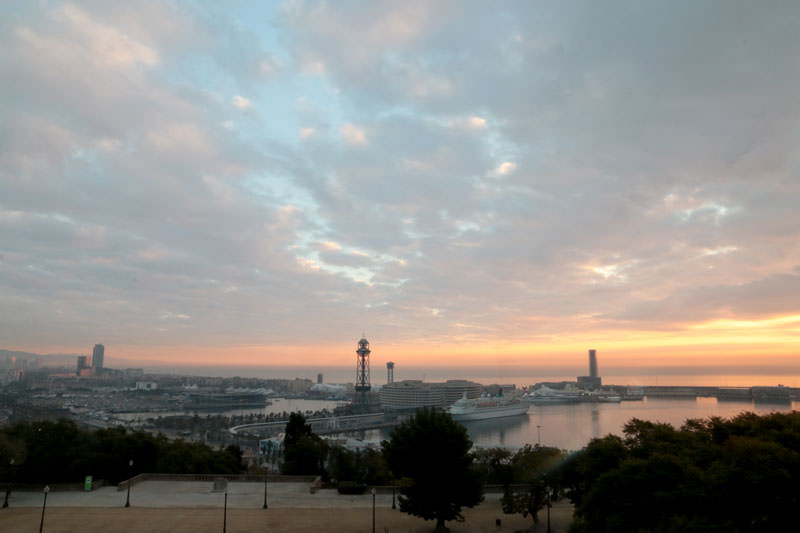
(590, 392, 622, 403)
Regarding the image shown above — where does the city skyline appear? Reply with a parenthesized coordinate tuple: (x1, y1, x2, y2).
(1, 2, 799, 374)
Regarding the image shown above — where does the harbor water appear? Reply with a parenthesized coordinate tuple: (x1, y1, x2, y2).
(117, 396, 797, 452)
(360, 397, 799, 451)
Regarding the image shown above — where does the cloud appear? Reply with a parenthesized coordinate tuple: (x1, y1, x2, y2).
(340, 123, 367, 146)
(446, 115, 487, 130)
(49, 3, 160, 67)
(2, 1, 799, 364)
(467, 116, 486, 129)
(259, 57, 276, 74)
(495, 162, 516, 176)
(231, 95, 252, 110)
(611, 271, 800, 326)
(319, 241, 342, 251)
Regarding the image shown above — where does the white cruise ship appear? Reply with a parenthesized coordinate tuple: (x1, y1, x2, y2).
(523, 385, 586, 404)
(523, 385, 624, 404)
(447, 394, 530, 421)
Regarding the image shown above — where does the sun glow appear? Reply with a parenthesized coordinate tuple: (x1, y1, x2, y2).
(691, 314, 800, 330)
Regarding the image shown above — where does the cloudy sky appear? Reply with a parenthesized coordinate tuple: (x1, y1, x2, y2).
(2, 1, 799, 374)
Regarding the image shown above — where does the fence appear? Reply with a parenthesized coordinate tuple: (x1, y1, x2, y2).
(117, 472, 316, 491)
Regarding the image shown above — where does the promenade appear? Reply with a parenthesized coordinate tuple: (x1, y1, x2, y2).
(1, 481, 573, 532)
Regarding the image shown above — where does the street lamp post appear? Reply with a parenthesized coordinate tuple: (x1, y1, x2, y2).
(39, 485, 50, 533)
(262, 472, 268, 509)
(391, 485, 396, 509)
(371, 487, 376, 533)
(125, 459, 133, 508)
(3, 458, 14, 508)
(223, 490, 227, 533)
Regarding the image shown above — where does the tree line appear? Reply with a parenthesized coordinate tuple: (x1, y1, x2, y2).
(283, 409, 800, 532)
(3, 410, 799, 531)
(0, 420, 244, 484)
(560, 411, 800, 532)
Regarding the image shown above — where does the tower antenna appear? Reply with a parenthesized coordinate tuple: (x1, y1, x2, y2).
(354, 335, 372, 409)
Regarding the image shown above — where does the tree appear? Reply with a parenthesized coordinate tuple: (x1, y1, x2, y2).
(382, 408, 484, 531)
(500, 445, 563, 528)
(557, 412, 800, 532)
(328, 446, 392, 487)
(0, 421, 246, 484)
(281, 413, 327, 475)
(473, 447, 514, 486)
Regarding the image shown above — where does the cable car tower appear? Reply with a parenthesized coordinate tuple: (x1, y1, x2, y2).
(354, 336, 371, 406)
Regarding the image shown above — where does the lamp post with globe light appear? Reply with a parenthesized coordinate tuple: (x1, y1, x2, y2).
(39, 485, 50, 533)
(3, 458, 14, 508)
(262, 471, 268, 509)
(371, 487, 376, 533)
(125, 459, 133, 507)
(223, 490, 228, 533)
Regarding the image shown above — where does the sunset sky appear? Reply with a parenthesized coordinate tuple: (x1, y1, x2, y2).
(1, 1, 799, 377)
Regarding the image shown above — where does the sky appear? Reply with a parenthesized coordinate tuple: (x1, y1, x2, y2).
(1, 1, 799, 376)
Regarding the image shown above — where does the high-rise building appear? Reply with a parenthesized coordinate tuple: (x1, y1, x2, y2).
(76, 356, 88, 376)
(577, 349, 602, 390)
(92, 344, 104, 370)
(317, 373, 323, 384)
(589, 349, 598, 378)
(386, 361, 394, 384)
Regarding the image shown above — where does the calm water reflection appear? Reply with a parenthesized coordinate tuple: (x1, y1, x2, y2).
(122, 396, 795, 452)
(464, 397, 798, 451)
(365, 398, 797, 451)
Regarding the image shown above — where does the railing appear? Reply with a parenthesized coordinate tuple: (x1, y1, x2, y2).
(230, 412, 390, 436)
(117, 473, 316, 491)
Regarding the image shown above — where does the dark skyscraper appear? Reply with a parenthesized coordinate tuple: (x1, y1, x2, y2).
(76, 355, 88, 375)
(589, 349, 598, 378)
(92, 344, 104, 369)
(386, 361, 394, 384)
(578, 349, 602, 390)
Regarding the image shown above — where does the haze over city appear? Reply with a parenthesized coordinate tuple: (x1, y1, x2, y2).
(2, 1, 799, 378)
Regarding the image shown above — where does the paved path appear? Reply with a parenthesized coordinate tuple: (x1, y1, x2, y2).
(6, 481, 374, 508)
(1, 482, 574, 532)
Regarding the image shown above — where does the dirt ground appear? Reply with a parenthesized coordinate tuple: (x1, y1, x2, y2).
(1, 500, 574, 532)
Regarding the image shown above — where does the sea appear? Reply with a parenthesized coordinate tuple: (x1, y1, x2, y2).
(121, 396, 799, 453)
(146, 364, 800, 388)
(128, 365, 800, 451)
(355, 397, 799, 451)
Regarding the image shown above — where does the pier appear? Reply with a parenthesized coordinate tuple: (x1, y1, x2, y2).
(641, 385, 797, 402)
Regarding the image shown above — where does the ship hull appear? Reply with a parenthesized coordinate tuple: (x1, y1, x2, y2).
(449, 403, 530, 421)
(524, 396, 583, 405)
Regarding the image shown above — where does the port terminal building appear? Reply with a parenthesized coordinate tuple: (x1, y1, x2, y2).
(379, 379, 482, 412)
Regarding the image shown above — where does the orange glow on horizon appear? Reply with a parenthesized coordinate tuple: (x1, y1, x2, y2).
(16, 313, 799, 371)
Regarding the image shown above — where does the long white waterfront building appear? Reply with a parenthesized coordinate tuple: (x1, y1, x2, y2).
(379, 379, 482, 411)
